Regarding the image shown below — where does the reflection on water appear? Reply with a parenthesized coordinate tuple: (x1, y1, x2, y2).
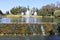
(0, 36, 47, 40)
(0, 17, 42, 23)
(47, 35, 60, 40)
(0, 36, 60, 40)
(19, 17, 41, 23)
(0, 18, 11, 23)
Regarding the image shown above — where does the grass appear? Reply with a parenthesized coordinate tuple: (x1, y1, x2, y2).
(6, 14, 43, 18)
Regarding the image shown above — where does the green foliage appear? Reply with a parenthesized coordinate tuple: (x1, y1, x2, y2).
(10, 7, 19, 14)
(37, 10, 48, 16)
(38, 4, 60, 16)
(54, 10, 60, 16)
(42, 18, 53, 22)
(55, 18, 60, 23)
(21, 7, 27, 13)
(37, 4, 56, 16)
(10, 6, 27, 15)
(0, 10, 3, 15)
(6, 11, 10, 15)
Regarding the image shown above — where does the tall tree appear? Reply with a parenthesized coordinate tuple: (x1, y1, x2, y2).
(6, 11, 10, 15)
(0, 10, 3, 15)
(42, 5, 55, 16)
(21, 7, 27, 13)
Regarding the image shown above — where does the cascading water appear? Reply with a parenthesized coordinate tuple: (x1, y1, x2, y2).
(41, 25, 45, 36)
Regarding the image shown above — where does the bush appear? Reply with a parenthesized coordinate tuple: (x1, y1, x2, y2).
(54, 10, 60, 16)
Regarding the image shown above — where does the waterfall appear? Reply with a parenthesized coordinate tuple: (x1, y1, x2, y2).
(41, 25, 45, 36)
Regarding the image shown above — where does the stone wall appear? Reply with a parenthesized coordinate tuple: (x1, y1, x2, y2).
(0, 23, 26, 36)
(0, 23, 56, 36)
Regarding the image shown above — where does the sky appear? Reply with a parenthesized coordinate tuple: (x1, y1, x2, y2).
(0, 0, 60, 13)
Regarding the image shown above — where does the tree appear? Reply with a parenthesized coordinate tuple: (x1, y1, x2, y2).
(0, 10, 3, 15)
(41, 5, 55, 16)
(21, 7, 27, 13)
(10, 7, 19, 14)
(37, 9, 48, 16)
(10, 6, 27, 15)
(38, 4, 60, 16)
(6, 11, 10, 15)
(31, 7, 38, 15)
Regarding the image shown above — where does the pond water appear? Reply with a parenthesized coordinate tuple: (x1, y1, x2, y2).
(0, 17, 54, 23)
(0, 18, 11, 23)
(0, 36, 60, 40)
(0, 17, 42, 23)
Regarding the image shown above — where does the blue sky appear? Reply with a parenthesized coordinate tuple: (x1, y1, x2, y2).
(0, 0, 60, 13)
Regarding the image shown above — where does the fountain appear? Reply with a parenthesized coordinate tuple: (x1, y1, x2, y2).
(34, 11, 37, 23)
(25, 6, 30, 23)
(34, 11, 37, 16)
(21, 12, 24, 15)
